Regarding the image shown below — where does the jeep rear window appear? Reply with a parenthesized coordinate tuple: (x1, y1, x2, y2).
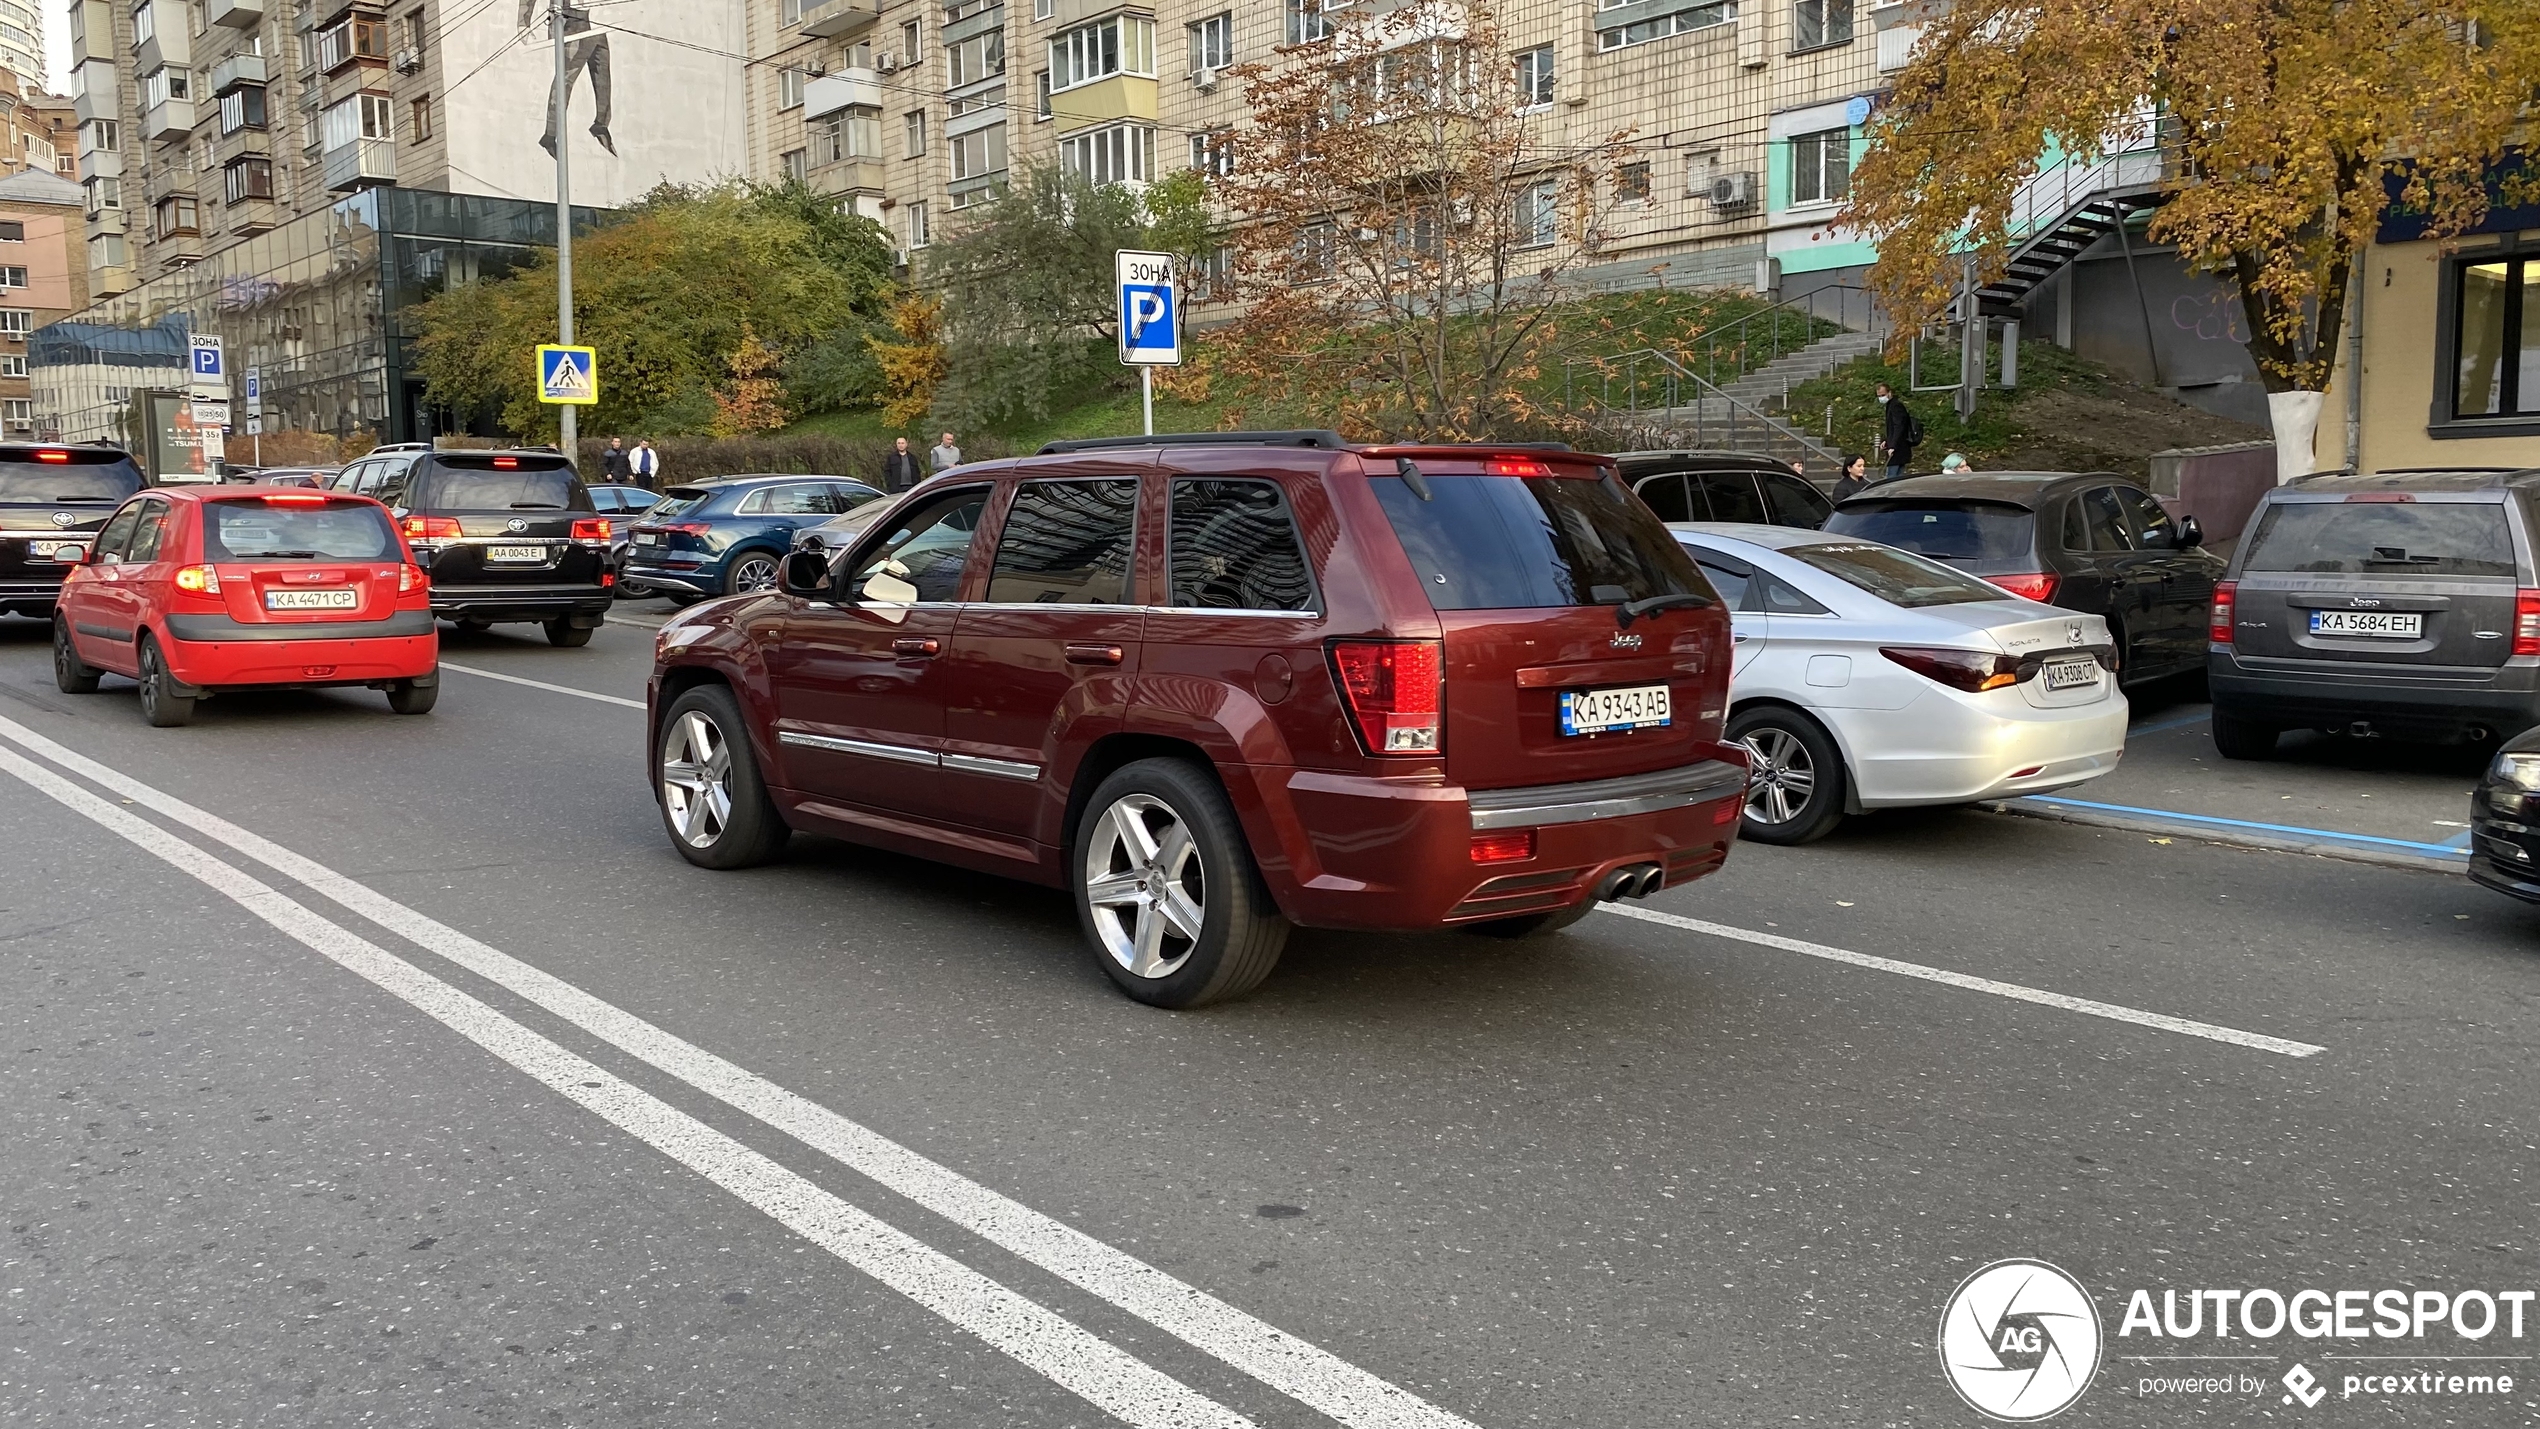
(204, 499, 399, 561)
(1371, 471, 1708, 610)
(0, 453, 145, 503)
(2243, 501, 2516, 577)
(1822, 500, 2035, 561)
(413, 462, 590, 512)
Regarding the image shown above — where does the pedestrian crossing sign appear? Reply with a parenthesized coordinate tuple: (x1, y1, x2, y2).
(537, 345, 599, 406)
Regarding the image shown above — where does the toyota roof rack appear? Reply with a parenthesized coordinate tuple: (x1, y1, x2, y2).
(1039, 430, 1351, 455)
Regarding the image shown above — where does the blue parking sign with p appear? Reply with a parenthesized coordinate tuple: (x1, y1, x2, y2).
(1116, 251, 1180, 366)
(537, 344, 599, 405)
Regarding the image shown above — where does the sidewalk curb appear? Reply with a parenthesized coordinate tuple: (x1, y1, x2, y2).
(1983, 796, 2470, 877)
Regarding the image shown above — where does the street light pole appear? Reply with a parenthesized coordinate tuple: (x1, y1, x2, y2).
(551, 0, 576, 462)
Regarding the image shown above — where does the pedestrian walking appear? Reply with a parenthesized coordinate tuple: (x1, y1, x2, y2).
(1876, 382, 1923, 482)
(631, 438, 661, 490)
(600, 436, 631, 483)
(1938, 452, 1971, 474)
(1788, 456, 1807, 485)
(881, 436, 922, 494)
(930, 430, 963, 473)
(1829, 452, 1871, 504)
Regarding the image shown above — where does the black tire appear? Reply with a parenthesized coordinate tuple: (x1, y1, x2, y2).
(726, 551, 781, 596)
(52, 615, 99, 694)
(1465, 900, 1600, 939)
(2211, 708, 2278, 760)
(1073, 758, 1289, 1008)
(385, 678, 438, 715)
(543, 617, 593, 648)
(656, 684, 790, 869)
(135, 635, 195, 728)
(1725, 705, 1847, 846)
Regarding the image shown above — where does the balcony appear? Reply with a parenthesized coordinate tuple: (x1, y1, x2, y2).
(322, 136, 394, 191)
(208, 0, 265, 27)
(143, 98, 197, 143)
(227, 197, 279, 236)
(69, 0, 112, 64)
(152, 229, 208, 266)
(77, 145, 120, 181)
(796, 0, 881, 37)
(802, 68, 884, 118)
(136, 24, 191, 75)
(212, 52, 269, 93)
(216, 127, 270, 164)
(810, 157, 889, 199)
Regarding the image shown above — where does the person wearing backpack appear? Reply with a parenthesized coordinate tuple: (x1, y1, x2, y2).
(1876, 382, 1923, 481)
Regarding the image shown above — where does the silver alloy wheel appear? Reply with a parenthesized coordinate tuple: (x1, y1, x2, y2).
(1082, 791, 1206, 980)
(659, 709, 736, 848)
(731, 555, 779, 593)
(1739, 727, 1816, 826)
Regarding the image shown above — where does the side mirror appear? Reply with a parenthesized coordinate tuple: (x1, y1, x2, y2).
(777, 549, 834, 600)
(2176, 515, 2205, 549)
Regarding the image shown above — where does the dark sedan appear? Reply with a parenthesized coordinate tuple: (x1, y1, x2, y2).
(621, 474, 883, 601)
(1618, 450, 1834, 529)
(2471, 728, 2540, 903)
(1822, 471, 2224, 685)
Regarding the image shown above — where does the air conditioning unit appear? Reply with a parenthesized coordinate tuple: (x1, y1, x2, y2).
(806, 60, 827, 76)
(875, 50, 900, 71)
(1710, 170, 1757, 209)
(392, 47, 421, 74)
(1193, 65, 1217, 91)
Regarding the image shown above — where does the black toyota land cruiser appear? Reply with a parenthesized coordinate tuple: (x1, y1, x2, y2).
(0, 443, 148, 619)
(336, 445, 613, 646)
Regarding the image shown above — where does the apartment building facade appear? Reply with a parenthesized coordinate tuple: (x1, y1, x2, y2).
(0, 70, 78, 176)
(743, 0, 1911, 300)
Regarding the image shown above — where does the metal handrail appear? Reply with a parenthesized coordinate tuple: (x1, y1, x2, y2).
(1672, 282, 1888, 390)
(1560, 346, 1839, 466)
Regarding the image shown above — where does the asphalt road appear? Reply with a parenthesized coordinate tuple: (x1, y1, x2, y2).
(4, 609, 2537, 1427)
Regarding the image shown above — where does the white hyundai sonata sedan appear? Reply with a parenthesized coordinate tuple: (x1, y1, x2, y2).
(1670, 522, 2131, 845)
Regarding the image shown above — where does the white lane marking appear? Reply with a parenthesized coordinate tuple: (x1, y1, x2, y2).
(0, 713, 1482, 1429)
(1600, 903, 2326, 1059)
(440, 661, 646, 710)
(607, 612, 672, 630)
(0, 743, 1255, 1429)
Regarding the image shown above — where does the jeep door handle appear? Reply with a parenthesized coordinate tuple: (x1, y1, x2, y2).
(892, 637, 940, 657)
(1066, 643, 1125, 666)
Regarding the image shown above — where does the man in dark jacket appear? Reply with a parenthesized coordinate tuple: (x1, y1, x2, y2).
(1876, 383, 1921, 481)
(599, 437, 631, 483)
(880, 436, 922, 494)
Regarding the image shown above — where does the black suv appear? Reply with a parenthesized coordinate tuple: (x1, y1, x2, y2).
(1618, 450, 1834, 529)
(2209, 467, 2540, 757)
(336, 445, 612, 646)
(0, 443, 148, 618)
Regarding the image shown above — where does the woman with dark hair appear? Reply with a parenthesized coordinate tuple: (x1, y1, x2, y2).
(1828, 452, 1871, 504)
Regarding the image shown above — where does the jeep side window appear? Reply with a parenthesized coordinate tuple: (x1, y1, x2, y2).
(852, 490, 988, 604)
(1167, 478, 1314, 612)
(987, 478, 1140, 605)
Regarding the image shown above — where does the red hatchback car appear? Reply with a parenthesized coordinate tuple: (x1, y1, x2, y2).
(648, 433, 1748, 1006)
(53, 485, 440, 726)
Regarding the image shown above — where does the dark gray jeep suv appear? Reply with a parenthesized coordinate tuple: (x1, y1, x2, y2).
(2208, 467, 2540, 758)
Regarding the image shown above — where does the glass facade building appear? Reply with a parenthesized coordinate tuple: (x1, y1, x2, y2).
(31, 186, 602, 452)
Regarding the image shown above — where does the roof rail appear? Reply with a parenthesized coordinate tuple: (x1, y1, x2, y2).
(1038, 429, 1350, 455)
(370, 441, 432, 453)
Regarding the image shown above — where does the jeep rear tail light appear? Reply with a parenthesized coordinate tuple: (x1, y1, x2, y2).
(1330, 640, 1443, 755)
(493, 456, 519, 469)
(2517, 589, 2540, 657)
(1987, 572, 2058, 602)
(1485, 456, 1551, 477)
(2210, 580, 2235, 645)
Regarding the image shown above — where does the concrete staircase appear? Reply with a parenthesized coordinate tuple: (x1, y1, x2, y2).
(1715, 328, 1886, 408)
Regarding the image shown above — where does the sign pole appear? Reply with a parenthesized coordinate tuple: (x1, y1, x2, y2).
(552, 0, 577, 463)
(1142, 367, 1153, 437)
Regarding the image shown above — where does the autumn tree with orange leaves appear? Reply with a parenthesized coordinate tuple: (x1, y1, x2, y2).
(1210, 0, 1637, 441)
(1847, 0, 2540, 475)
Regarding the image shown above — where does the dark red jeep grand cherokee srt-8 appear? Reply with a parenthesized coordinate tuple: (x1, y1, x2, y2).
(647, 432, 1748, 1007)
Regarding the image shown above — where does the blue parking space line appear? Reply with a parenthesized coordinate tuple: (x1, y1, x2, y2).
(2017, 794, 2468, 858)
(2127, 709, 2213, 735)
(2443, 828, 2475, 849)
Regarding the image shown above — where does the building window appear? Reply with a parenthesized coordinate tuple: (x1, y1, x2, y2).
(218, 84, 267, 134)
(815, 105, 881, 161)
(0, 311, 30, 336)
(1049, 15, 1154, 91)
(1188, 127, 1232, 177)
(947, 30, 1005, 88)
(1788, 126, 1850, 205)
(142, 67, 189, 108)
(318, 16, 388, 70)
(3, 400, 30, 424)
(1513, 179, 1557, 247)
(322, 92, 394, 148)
(0, 355, 24, 377)
(404, 11, 427, 54)
(85, 176, 119, 213)
(1058, 122, 1154, 187)
(1513, 44, 1554, 107)
(1035, 70, 1051, 119)
(1295, 222, 1335, 279)
(782, 147, 808, 182)
(905, 200, 929, 249)
(1615, 161, 1651, 205)
(1189, 11, 1231, 71)
(904, 109, 927, 157)
(132, 0, 154, 43)
(2452, 255, 2540, 419)
(948, 85, 1004, 118)
(0, 266, 23, 287)
(779, 67, 806, 109)
(89, 233, 125, 269)
(1792, 0, 1853, 50)
(154, 194, 199, 238)
(223, 157, 273, 203)
(1596, 0, 1734, 50)
(1285, 0, 1331, 44)
(901, 19, 921, 59)
(949, 122, 1006, 182)
(82, 118, 118, 153)
(1190, 244, 1232, 301)
(1034, 0, 1051, 19)
(410, 95, 433, 141)
(0, 221, 19, 242)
